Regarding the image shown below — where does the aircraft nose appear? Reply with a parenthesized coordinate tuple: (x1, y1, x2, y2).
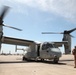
(51, 48, 60, 52)
(50, 48, 62, 57)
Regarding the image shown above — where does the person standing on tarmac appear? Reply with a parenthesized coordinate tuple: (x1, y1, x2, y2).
(72, 46, 76, 68)
(0, 25, 3, 52)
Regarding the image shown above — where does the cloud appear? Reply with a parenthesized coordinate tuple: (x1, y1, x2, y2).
(0, 0, 76, 23)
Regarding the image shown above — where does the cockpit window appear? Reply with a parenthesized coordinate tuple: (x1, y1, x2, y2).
(42, 42, 54, 50)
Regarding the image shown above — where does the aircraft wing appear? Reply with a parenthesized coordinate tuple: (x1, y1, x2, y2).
(2, 36, 35, 46)
(52, 41, 68, 47)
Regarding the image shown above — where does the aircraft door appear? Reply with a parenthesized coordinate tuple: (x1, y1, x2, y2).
(40, 48, 50, 59)
(37, 45, 40, 56)
(40, 43, 50, 58)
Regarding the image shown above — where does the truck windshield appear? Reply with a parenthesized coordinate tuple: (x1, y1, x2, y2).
(42, 42, 54, 50)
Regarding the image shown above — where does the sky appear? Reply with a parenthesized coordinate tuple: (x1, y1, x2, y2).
(0, 0, 76, 54)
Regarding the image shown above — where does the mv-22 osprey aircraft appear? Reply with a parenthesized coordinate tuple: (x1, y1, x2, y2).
(0, 6, 68, 63)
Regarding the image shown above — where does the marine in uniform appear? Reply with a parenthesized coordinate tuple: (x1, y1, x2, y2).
(72, 46, 76, 68)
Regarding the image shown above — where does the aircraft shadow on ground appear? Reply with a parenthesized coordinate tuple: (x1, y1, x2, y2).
(0, 61, 28, 64)
(0, 60, 66, 65)
(60, 59, 74, 61)
(35, 60, 66, 65)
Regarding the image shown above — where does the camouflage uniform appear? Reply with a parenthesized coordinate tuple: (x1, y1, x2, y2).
(0, 25, 3, 52)
(72, 46, 76, 68)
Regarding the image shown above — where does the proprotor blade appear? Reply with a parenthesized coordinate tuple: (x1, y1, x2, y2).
(0, 6, 10, 20)
(42, 32, 63, 34)
(66, 28, 76, 34)
(3, 24, 22, 31)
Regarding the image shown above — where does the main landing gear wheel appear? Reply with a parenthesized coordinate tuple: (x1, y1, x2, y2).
(22, 57, 27, 61)
(53, 58, 59, 64)
(41, 59, 44, 62)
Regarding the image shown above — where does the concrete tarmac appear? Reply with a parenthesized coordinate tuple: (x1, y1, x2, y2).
(0, 55, 76, 75)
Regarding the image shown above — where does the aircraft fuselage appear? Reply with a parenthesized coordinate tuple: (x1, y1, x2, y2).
(23, 42, 62, 63)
